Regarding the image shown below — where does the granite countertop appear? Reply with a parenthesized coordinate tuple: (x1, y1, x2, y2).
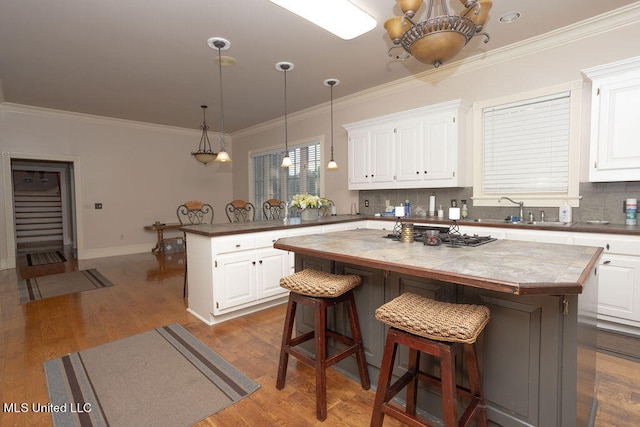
(368, 216, 640, 236)
(274, 228, 603, 296)
(180, 215, 362, 237)
(180, 214, 640, 237)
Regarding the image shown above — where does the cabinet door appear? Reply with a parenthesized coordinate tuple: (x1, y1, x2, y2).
(589, 71, 640, 181)
(256, 248, 290, 299)
(370, 126, 395, 184)
(213, 252, 257, 314)
(395, 119, 424, 183)
(348, 130, 370, 186)
(423, 113, 455, 181)
(597, 254, 640, 323)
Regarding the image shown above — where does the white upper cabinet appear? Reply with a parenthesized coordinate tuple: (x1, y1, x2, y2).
(344, 100, 467, 190)
(584, 56, 640, 182)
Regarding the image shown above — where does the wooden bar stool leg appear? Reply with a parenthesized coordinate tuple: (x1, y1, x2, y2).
(464, 343, 488, 426)
(347, 293, 370, 390)
(314, 299, 328, 421)
(405, 348, 420, 416)
(276, 296, 297, 390)
(370, 330, 399, 427)
(440, 345, 458, 427)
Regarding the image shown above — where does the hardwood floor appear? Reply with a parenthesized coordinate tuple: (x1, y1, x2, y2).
(1, 249, 639, 426)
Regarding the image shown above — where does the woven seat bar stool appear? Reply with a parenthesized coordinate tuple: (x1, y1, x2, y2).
(276, 268, 371, 421)
(371, 292, 490, 427)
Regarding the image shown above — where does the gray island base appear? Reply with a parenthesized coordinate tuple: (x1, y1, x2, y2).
(274, 228, 603, 427)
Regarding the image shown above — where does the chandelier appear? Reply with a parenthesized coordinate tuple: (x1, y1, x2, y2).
(385, 0, 491, 68)
(191, 105, 216, 164)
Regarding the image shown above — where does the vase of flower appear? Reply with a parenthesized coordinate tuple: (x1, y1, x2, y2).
(300, 208, 319, 221)
(290, 194, 329, 221)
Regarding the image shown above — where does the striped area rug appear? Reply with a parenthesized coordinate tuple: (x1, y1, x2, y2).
(17, 269, 113, 303)
(44, 323, 259, 427)
(26, 250, 67, 266)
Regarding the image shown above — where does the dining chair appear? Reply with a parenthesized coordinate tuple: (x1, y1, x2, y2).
(263, 198, 286, 220)
(176, 200, 214, 297)
(225, 200, 256, 223)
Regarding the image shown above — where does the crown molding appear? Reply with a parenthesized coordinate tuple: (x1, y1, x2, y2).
(0, 102, 201, 137)
(233, 3, 640, 140)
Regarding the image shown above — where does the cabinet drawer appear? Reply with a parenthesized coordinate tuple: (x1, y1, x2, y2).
(213, 235, 255, 254)
(573, 234, 640, 256)
(255, 231, 287, 249)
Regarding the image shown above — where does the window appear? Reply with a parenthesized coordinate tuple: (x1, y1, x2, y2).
(251, 140, 322, 219)
(472, 82, 582, 208)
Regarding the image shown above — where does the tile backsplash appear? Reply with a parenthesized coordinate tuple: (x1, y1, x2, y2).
(358, 182, 640, 225)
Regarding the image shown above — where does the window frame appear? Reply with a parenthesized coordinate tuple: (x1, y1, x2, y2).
(249, 136, 324, 219)
(472, 81, 583, 208)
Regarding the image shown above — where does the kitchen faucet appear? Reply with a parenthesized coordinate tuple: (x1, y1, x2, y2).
(498, 197, 524, 222)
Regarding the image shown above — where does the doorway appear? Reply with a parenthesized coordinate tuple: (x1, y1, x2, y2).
(5, 157, 78, 267)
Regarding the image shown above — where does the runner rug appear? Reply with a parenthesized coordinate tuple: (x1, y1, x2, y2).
(44, 323, 259, 427)
(26, 250, 67, 266)
(17, 269, 113, 303)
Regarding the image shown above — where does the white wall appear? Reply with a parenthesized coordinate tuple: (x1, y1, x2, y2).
(0, 104, 233, 269)
(231, 6, 640, 214)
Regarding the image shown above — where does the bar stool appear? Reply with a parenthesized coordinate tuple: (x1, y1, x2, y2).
(276, 268, 371, 421)
(371, 292, 490, 427)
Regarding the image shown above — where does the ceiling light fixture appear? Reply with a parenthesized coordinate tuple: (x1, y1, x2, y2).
(191, 105, 217, 164)
(499, 11, 521, 24)
(207, 37, 232, 163)
(268, 0, 376, 40)
(385, 0, 492, 68)
(276, 61, 294, 168)
(324, 78, 340, 170)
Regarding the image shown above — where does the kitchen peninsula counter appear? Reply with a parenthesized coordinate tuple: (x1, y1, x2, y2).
(275, 228, 602, 427)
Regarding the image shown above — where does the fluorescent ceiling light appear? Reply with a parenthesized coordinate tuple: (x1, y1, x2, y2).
(269, 0, 377, 40)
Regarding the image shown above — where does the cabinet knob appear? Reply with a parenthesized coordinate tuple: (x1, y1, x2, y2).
(424, 171, 428, 174)
(236, 244, 241, 248)
(252, 261, 256, 265)
(416, 171, 419, 175)
(606, 243, 610, 250)
(603, 260, 611, 264)
(259, 260, 263, 264)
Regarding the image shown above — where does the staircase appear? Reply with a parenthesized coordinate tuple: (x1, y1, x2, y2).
(14, 193, 64, 250)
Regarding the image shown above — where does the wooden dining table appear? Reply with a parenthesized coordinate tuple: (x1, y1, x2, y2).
(143, 223, 183, 253)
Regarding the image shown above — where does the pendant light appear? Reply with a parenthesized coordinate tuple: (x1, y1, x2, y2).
(276, 61, 294, 168)
(191, 105, 216, 164)
(207, 37, 232, 163)
(324, 78, 340, 170)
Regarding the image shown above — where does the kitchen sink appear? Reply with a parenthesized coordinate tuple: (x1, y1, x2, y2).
(473, 219, 573, 227)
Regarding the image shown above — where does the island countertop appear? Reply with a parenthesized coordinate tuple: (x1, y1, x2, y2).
(274, 228, 603, 295)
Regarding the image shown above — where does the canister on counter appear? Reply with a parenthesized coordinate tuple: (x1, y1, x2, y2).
(400, 222, 414, 243)
(625, 198, 637, 226)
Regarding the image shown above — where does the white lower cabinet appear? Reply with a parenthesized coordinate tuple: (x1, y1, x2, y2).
(212, 233, 289, 315)
(573, 233, 640, 335)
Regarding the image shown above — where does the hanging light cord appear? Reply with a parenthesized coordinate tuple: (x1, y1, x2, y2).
(329, 83, 334, 160)
(283, 66, 289, 153)
(217, 46, 226, 146)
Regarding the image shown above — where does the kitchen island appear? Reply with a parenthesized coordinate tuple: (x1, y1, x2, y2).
(274, 228, 603, 427)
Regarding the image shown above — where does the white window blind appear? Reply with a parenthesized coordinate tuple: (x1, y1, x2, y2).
(483, 92, 570, 194)
(251, 141, 321, 219)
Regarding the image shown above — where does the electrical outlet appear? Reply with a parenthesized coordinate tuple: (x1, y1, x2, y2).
(364, 200, 369, 207)
(95, 203, 103, 209)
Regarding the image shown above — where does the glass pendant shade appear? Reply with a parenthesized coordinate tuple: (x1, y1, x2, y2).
(215, 148, 231, 163)
(327, 159, 338, 170)
(281, 154, 292, 168)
